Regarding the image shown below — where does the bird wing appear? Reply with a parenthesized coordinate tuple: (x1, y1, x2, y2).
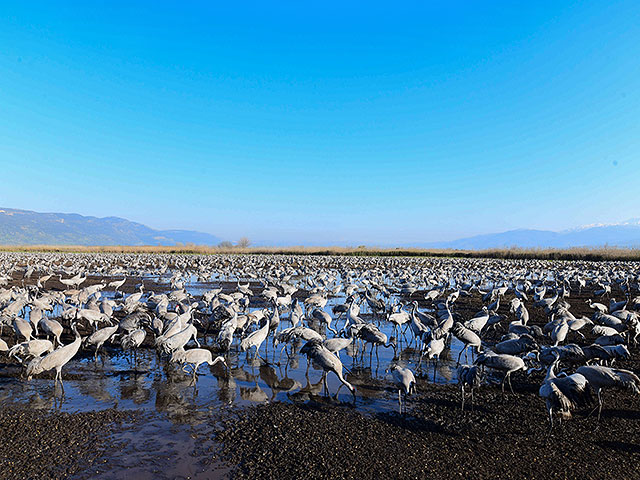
(556, 374, 592, 409)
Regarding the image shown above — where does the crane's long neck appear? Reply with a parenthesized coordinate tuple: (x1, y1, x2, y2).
(545, 358, 558, 381)
(260, 317, 270, 333)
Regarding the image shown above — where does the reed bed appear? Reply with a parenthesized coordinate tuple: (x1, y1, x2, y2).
(0, 244, 639, 261)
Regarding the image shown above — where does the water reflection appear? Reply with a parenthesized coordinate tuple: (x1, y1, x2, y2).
(0, 277, 468, 426)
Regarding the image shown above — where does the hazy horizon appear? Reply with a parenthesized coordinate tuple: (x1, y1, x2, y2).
(1, 2, 638, 245)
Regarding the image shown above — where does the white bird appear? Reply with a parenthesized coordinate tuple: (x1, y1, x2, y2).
(240, 317, 270, 360)
(389, 365, 416, 414)
(300, 339, 355, 401)
(84, 325, 119, 360)
(170, 347, 227, 381)
(26, 323, 82, 392)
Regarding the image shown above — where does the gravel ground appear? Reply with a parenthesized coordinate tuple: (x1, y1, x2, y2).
(0, 406, 137, 479)
(213, 382, 640, 480)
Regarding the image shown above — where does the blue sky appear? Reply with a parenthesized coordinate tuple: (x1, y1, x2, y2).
(0, 1, 638, 245)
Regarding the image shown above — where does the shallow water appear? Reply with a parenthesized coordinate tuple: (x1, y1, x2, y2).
(0, 272, 472, 478)
(2, 274, 471, 418)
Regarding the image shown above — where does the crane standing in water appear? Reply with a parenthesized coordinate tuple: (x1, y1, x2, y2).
(26, 323, 82, 393)
(300, 339, 355, 402)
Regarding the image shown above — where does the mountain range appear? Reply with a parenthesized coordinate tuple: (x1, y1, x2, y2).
(0, 208, 220, 246)
(424, 220, 640, 250)
(1, 207, 639, 249)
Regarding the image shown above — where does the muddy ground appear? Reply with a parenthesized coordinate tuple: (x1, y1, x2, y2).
(213, 383, 640, 480)
(0, 406, 136, 479)
(3, 375, 640, 480)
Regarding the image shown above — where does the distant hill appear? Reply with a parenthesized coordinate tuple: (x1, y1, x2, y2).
(424, 221, 640, 250)
(0, 208, 220, 246)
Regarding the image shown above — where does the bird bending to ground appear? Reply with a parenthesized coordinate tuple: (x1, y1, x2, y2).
(300, 339, 355, 401)
(538, 352, 592, 427)
(171, 347, 227, 382)
(576, 365, 640, 420)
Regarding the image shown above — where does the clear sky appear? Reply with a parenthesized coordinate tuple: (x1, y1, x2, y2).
(0, 1, 638, 246)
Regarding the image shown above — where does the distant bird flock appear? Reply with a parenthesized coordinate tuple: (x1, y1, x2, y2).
(0, 252, 639, 427)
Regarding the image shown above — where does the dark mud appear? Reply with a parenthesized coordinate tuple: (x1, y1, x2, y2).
(0, 406, 136, 479)
(214, 383, 640, 480)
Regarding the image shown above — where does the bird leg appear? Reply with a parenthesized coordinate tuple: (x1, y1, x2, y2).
(433, 359, 437, 383)
(545, 408, 554, 440)
(58, 373, 65, 396)
(597, 390, 603, 421)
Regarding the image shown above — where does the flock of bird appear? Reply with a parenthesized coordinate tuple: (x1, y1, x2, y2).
(0, 252, 639, 428)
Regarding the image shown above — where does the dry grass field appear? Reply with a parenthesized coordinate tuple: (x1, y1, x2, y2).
(1, 244, 639, 261)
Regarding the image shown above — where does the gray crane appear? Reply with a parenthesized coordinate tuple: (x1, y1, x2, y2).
(451, 322, 482, 365)
(300, 339, 355, 401)
(170, 347, 227, 382)
(26, 323, 82, 393)
(84, 324, 119, 360)
(121, 328, 146, 368)
(388, 364, 416, 414)
(457, 364, 482, 411)
(538, 352, 592, 427)
(576, 365, 640, 420)
(475, 351, 525, 393)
